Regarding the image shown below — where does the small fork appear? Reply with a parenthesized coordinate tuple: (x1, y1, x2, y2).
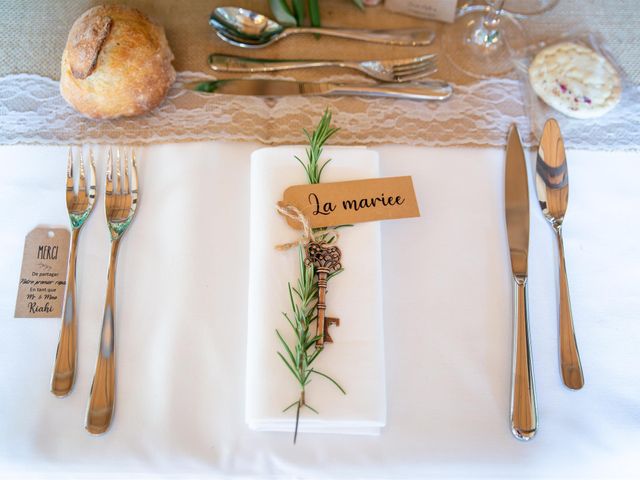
(86, 148, 138, 435)
(209, 53, 437, 83)
(51, 147, 96, 397)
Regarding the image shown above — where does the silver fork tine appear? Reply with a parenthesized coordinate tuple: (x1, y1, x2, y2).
(393, 59, 435, 74)
(66, 147, 74, 191)
(78, 149, 86, 194)
(396, 69, 437, 82)
(395, 62, 436, 76)
(395, 67, 437, 81)
(106, 148, 114, 195)
(122, 149, 130, 195)
(88, 149, 97, 206)
(390, 54, 435, 69)
(130, 150, 139, 213)
(115, 148, 122, 194)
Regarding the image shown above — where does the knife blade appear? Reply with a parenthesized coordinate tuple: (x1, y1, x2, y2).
(505, 124, 537, 441)
(184, 79, 452, 101)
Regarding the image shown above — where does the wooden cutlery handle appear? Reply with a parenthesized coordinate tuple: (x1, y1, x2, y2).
(510, 278, 537, 441)
(51, 228, 79, 397)
(556, 230, 584, 389)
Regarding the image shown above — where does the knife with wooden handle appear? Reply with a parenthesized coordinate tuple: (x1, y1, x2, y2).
(505, 124, 537, 441)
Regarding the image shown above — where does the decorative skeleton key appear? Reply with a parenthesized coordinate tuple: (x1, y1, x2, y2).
(305, 241, 342, 349)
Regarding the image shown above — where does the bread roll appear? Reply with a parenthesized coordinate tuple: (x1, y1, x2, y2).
(60, 5, 175, 119)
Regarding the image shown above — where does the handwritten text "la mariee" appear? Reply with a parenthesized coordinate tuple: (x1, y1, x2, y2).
(309, 192, 406, 216)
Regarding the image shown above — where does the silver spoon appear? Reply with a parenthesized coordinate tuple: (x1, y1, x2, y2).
(535, 118, 584, 390)
(210, 7, 435, 47)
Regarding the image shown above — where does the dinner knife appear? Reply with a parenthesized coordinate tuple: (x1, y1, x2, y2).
(184, 78, 452, 101)
(505, 124, 537, 441)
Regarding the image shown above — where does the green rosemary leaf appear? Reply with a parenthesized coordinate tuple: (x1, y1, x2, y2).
(282, 312, 296, 331)
(276, 329, 297, 367)
(277, 352, 302, 384)
(308, 348, 322, 365)
(317, 158, 332, 179)
(351, 0, 365, 10)
(291, 286, 302, 299)
(287, 283, 296, 311)
(310, 369, 347, 394)
(305, 335, 323, 350)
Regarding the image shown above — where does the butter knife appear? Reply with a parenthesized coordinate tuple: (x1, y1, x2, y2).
(505, 124, 537, 441)
(184, 79, 452, 101)
(535, 118, 584, 390)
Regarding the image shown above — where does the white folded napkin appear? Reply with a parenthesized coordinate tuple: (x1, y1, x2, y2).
(246, 146, 386, 435)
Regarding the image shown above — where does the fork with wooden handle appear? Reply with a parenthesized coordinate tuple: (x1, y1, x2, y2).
(51, 148, 96, 397)
(85, 148, 138, 434)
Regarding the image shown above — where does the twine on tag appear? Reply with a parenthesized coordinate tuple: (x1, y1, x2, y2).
(275, 203, 340, 250)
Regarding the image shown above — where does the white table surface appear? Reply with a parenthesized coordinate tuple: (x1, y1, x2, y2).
(1, 143, 639, 479)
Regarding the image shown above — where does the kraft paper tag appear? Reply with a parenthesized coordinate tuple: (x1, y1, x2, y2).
(14, 227, 70, 318)
(281, 176, 420, 229)
(385, 0, 457, 23)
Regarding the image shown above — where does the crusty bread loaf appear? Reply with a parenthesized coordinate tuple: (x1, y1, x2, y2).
(60, 5, 175, 119)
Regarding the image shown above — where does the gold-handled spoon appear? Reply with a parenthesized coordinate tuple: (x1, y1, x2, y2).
(535, 118, 584, 390)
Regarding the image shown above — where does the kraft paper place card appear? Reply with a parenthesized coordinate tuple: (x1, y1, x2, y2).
(15, 227, 70, 318)
(385, 0, 457, 23)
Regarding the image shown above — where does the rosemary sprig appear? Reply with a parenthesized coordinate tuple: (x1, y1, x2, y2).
(276, 109, 345, 444)
(295, 109, 339, 185)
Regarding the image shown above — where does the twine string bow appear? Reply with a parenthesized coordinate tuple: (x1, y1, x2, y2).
(275, 203, 339, 250)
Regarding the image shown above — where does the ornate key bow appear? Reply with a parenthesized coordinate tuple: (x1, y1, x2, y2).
(305, 241, 342, 349)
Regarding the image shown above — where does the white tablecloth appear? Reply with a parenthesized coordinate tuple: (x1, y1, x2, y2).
(1, 143, 639, 479)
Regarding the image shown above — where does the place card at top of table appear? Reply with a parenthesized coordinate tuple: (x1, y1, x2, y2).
(385, 0, 457, 23)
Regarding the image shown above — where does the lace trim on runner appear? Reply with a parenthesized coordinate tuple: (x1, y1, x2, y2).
(1, 72, 638, 149)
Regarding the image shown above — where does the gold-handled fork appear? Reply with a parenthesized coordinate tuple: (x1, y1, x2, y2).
(51, 147, 96, 397)
(86, 148, 138, 434)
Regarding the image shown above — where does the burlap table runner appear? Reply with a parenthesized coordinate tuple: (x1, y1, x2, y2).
(0, 0, 638, 147)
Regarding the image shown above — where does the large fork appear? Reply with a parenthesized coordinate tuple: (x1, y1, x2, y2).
(86, 148, 138, 434)
(208, 53, 437, 83)
(51, 148, 96, 397)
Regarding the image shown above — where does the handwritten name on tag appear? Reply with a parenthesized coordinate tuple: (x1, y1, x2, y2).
(385, 0, 457, 23)
(282, 176, 420, 229)
(15, 227, 70, 318)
